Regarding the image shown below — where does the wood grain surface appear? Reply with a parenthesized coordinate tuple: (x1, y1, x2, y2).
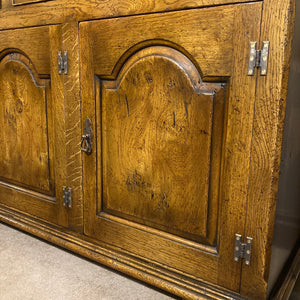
(101, 47, 224, 242)
(81, 2, 262, 292)
(0, 53, 52, 194)
(0, 0, 260, 30)
(62, 22, 83, 232)
(240, 0, 296, 299)
(84, 7, 235, 78)
(0, 25, 68, 227)
(0, 26, 51, 75)
(0, 0, 297, 298)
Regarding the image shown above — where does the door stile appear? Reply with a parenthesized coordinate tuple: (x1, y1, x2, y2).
(216, 3, 262, 291)
(80, 23, 98, 237)
(61, 21, 84, 232)
(49, 25, 68, 227)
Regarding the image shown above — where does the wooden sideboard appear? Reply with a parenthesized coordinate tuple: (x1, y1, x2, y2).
(0, 0, 299, 299)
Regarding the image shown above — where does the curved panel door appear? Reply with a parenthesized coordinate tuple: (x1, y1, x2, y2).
(0, 26, 67, 226)
(100, 46, 224, 244)
(80, 3, 262, 291)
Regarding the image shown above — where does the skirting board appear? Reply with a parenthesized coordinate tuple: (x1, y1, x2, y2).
(0, 204, 242, 300)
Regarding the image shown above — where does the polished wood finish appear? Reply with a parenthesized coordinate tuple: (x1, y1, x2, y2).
(0, 0, 260, 30)
(0, 25, 68, 226)
(0, 53, 53, 194)
(80, 3, 262, 292)
(0, 1, 298, 299)
(100, 47, 224, 242)
(0, 26, 51, 74)
(61, 22, 83, 232)
(240, 1, 297, 299)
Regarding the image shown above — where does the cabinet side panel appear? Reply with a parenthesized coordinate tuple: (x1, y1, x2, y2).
(268, 0, 300, 296)
(241, 0, 297, 299)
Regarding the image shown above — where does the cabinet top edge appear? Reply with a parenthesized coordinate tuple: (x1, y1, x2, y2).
(0, 0, 263, 30)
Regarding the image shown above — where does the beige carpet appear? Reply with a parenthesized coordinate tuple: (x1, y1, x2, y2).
(0, 223, 176, 300)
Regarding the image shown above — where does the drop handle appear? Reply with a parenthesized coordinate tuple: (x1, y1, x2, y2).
(81, 117, 93, 155)
(81, 134, 92, 155)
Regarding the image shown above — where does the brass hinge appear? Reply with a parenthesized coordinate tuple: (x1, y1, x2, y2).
(63, 186, 72, 208)
(58, 51, 68, 75)
(234, 234, 253, 265)
(248, 41, 269, 76)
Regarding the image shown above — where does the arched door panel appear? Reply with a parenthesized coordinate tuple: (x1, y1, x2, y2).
(0, 26, 67, 226)
(100, 47, 224, 244)
(80, 3, 262, 291)
(0, 53, 53, 194)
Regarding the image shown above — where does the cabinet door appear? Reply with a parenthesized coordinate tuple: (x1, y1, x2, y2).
(0, 26, 67, 226)
(80, 3, 262, 291)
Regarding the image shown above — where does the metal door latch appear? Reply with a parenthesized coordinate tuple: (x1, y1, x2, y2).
(81, 117, 93, 155)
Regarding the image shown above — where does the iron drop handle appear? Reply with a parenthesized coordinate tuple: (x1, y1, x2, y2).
(81, 117, 93, 155)
(81, 134, 92, 155)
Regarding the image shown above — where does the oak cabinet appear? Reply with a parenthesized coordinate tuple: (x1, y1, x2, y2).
(80, 3, 261, 293)
(0, 25, 68, 227)
(0, 1, 299, 299)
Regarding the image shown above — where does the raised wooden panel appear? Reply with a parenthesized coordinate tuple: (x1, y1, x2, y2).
(0, 25, 68, 227)
(100, 47, 225, 243)
(0, 53, 54, 195)
(80, 2, 263, 291)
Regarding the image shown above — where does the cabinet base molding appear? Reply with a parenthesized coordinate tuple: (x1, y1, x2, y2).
(0, 204, 241, 300)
